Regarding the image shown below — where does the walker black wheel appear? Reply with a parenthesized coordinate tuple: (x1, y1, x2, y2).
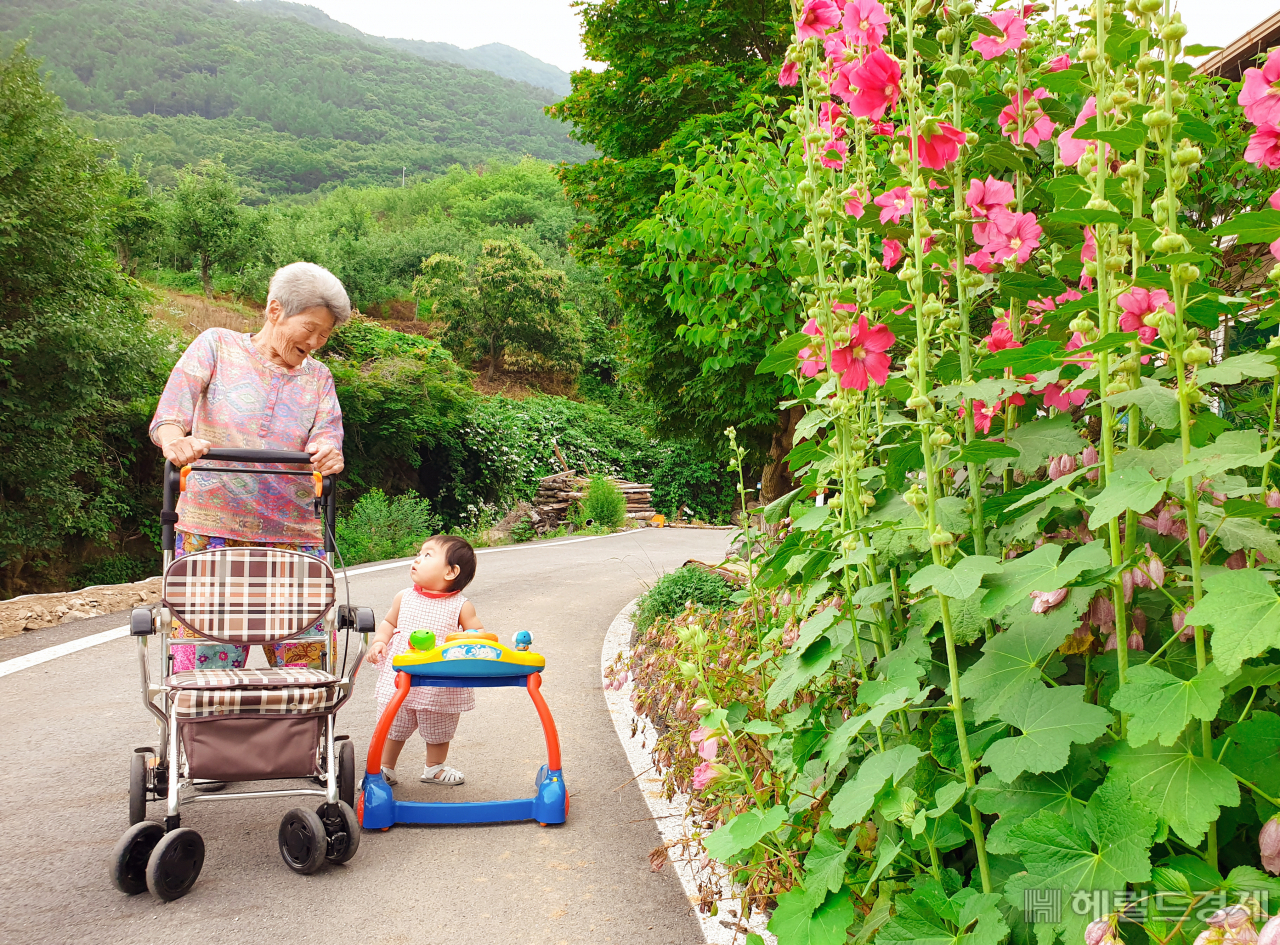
(129, 749, 153, 825)
(318, 800, 361, 865)
(278, 807, 327, 874)
(110, 821, 163, 895)
(145, 827, 204, 901)
(336, 738, 355, 809)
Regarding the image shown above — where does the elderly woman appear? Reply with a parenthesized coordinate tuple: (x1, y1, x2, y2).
(151, 261, 350, 671)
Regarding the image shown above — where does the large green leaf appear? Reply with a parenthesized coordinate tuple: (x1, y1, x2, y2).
(998, 415, 1090, 476)
(703, 804, 789, 861)
(1197, 351, 1279, 385)
(1107, 379, 1181, 430)
(1207, 208, 1280, 243)
(1003, 777, 1156, 944)
(1111, 664, 1228, 748)
(1185, 569, 1280, 677)
(877, 880, 1010, 945)
(983, 683, 1114, 782)
(1217, 713, 1280, 807)
(959, 619, 1076, 723)
(769, 886, 863, 945)
(1101, 735, 1240, 844)
(1086, 466, 1168, 529)
(908, 556, 1004, 600)
(757, 331, 811, 376)
(981, 541, 1110, 617)
(829, 745, 924, 829)
(1200, 507, 1280, 564)
(975, 745, 1097, 854)
(1172, 431, 1279, 482)
(802, 828, 856, 898)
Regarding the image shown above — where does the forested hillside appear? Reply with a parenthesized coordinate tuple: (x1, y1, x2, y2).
(0, 0, 589, 195)
(245, 0, 573, 96)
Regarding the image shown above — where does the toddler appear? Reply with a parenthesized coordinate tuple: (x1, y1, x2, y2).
(366, 535, 482, 786)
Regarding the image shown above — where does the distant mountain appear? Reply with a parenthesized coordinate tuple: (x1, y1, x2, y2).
(243, 0, 573, 96)
(0, 0, 589, 195)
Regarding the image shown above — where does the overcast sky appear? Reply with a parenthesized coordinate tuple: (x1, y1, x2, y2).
(288, 0, 1275, 74)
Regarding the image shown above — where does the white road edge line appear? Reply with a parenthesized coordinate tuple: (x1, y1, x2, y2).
(0, 529, 648, 679)
(601, 601, 774, 945)
(0, 625, 130, 679)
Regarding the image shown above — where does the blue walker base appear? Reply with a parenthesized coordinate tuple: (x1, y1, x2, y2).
(360, 764, 568, 828)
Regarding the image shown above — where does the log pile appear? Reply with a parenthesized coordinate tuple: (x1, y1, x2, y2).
(528, 470, 656, 534)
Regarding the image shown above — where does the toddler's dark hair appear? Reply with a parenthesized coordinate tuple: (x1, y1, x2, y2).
(431, 534, 477, 590)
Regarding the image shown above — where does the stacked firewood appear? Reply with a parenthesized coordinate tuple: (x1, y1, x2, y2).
(528, 470, 656, 534)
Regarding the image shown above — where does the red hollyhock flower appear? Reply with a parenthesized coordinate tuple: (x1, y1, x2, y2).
(841, 48, 901, 120)
(913, 121, 967, 169)
(829, 315, 895, 390)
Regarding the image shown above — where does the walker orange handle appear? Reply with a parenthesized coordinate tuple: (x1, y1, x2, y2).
(179, 465, 193, 492)
(313, 471, 324, 498)
(367, 671, 413, 776)
(527, 672, 561, 772)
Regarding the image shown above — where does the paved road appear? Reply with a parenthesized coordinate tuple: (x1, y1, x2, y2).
(0, 529, 729, 945)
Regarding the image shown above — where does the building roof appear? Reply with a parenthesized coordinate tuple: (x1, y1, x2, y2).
(1197, 9, 1280, 81)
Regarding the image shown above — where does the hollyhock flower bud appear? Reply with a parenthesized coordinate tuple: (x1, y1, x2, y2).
(1086, 918, 1116, 945)
(1157, 505, 1175, 535)
(691, 761, 721, 791)
(1201, 527, 1209, 547)
(1268, 491, 1280, 510)
(1049, 455, 1063, 480)
(1226, 550, 1249, 570)
(692, 698, 713, 714)
(1103, 628, 1118, 651)
(1257, 915, 1280, 945)
(1132, 565, 1151, 590)
(1146, 551, 1165, 588)
(1073, 617, 1093, 641)
(1030, 588, 1069, 613)
(1089, 595, 1115, 627)
(1122, 569, 1135, 602)
(1131, 608, 1147, 633)
(1059, 453, 1077, 475)
(1209, 907, 1254, 932)
(1082, 445, 1099, 466)
(1261, 816, 1280, 875)
(698, 737, 721, 761)
(1127, 631, 1145, 651)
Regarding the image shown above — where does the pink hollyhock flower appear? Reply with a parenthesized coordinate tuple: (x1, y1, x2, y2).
(987, 211, 1042, 264)
(874, 186, 913, 224)
(972, 11, 1027, 60)
(1030, 588, 1068, 613)
(1117, 286, 1170, 346)
(829, 314, 895, 390)
(1257, 126, 1280, 170)
(778, 61, 799, 86)
(820, 137, 848, 169)
(690, 726, 713, 748)
(1240, 49, 1280, 127)
(842, 48, 902, 119)
(984, 321, 1021, 353)
(1028, 288, 1082, 319)
(842, 0, 891, 48)
(844, 183, 868, 219)
(797, 0, 841, 39)
(999, 88, 1058, 148)
(966, 175, 1016, 218)
(1079, 225, 1097, 291)
(1065, 332, 1095, 368)
(824, 33, 850, 61)
(1261, 816, 1280, 875)
(691, 761, 720, 791)
(1047, 54, 1072, 72)
(966, 399, 1004, 434)
(698, 736, 721, 761)
(965, 250, 996, 273)
(1059, 96, 1098, 166)
(1271, 188, 1280, 211)
(882, 238, 903, 269)
(799, 318, 826, 377)
(1247, 126, 1280, 171)
(870, 120, 895, 135)
(914, 121, 967, 169)
(1040, 382, 1088, 411)
(1271, 237, 1280, 262)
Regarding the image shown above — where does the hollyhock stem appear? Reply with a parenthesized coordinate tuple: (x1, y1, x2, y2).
(1253, 375, 1280, 568)
(903, 0, 992, 896)
(1124, 30, 1152, 562)
(1088, 0, 1130, 714)
(1159, 0, 1215, 868)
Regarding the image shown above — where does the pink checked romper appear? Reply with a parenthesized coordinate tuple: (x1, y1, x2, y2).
(373, 588, 475, 744)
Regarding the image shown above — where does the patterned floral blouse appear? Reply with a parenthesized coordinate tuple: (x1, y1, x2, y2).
(149, 328, 344, 543)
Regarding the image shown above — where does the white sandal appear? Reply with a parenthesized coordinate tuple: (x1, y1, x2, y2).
(421, 763, 465, 786)
(381, 766, 398, 785)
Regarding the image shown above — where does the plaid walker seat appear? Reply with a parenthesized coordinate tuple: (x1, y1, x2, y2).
(110, 449, 374, 903)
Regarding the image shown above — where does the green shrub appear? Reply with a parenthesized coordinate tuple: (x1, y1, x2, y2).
(72, 554, 155, 588)
(634, 566, 735, 634)
(510, 519, 536, 543)
(335, 489, 442, 566)
(650, 440, 736, 523)
(583, 475, 626, 529)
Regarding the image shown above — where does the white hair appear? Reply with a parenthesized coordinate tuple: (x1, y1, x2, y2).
(267, 262, 352, 326)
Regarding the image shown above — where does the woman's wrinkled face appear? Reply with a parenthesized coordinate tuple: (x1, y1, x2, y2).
(267, 301, 335, 368)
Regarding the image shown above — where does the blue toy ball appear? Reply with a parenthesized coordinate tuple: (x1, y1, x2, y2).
(513, 631, 532, 651)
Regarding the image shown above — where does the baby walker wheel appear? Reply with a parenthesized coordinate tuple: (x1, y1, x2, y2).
(318, 801, 361, 865)
(278, 807, 327, 874)
(110, 821, 163, 895)
(146, 827, 205, 901)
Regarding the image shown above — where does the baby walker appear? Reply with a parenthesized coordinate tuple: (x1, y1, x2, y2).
(358, 629, 568, 828)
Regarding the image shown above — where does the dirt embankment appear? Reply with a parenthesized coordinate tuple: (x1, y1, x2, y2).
(1, 578, 163, 640)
